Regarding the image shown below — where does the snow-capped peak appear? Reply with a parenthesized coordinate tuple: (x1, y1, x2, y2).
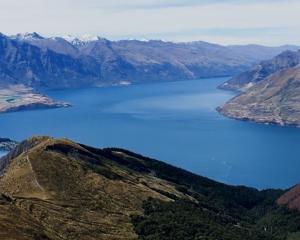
(62, 34, 103, 45)
(10, 32, 44, 41)
(62, 34, 79, 43)
(125, 38, 150, 42)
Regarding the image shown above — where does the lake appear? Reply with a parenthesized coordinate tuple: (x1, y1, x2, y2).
(0, 151, 6, 157)
(0, 77, 299, 189)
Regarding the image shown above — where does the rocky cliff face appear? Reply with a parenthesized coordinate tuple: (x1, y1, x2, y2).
(2, 32, 299, 90)
(218, 64, 300, 126)
(0, 136, 300, 239)
(219, 50, 300, 92)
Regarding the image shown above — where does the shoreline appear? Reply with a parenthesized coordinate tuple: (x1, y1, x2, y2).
(0, 101, 71, 114)
(215, 85, 298, 128)
(216, 106, 300, 128)
(0, 85, 70, 114)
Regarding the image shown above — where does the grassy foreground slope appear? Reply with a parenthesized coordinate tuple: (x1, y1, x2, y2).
(0, 136, 299, 239)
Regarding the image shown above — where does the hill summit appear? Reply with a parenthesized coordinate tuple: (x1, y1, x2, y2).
(1, 136, 300, 239)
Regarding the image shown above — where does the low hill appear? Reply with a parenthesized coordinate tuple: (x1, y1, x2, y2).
(1, 136, 300, 239)
(218, 64, 300, 127)
(0, 85, 70, 114)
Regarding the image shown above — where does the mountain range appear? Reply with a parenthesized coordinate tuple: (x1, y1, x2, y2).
(0, 33, 100, 89)
(219, 50, 300, 92)
(0, 136, 300, 239)
(218, 50, 300, 127)
(1, 32, 299, 90)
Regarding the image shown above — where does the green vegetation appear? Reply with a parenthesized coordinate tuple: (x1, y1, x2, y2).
(101, 148, 300, 240)
(132, 198, 272, 240)
(1, 137, 300, 240)
(132, 193, 300, 240)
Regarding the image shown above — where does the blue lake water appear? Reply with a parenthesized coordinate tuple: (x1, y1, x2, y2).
(0, 77, 300, 189)
(0, 151, 7, 157)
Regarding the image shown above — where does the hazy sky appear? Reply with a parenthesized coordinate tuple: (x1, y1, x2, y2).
(0, 0, 299, 45)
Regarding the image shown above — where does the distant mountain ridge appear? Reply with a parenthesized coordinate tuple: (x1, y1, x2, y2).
(219, 50, 300, 92)
(0, 33, 100, 89)
(1, 32, 299, 90)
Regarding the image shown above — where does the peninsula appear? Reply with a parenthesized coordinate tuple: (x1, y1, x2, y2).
(0, 85, 69, 114)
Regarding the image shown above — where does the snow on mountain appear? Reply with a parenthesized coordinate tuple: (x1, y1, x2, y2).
(62, 34, 103, 46)
(10, 32, 44, 41)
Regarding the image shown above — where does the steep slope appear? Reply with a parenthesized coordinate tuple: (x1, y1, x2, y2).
(1, 136, 300, 239)
(0, 137, 190, 239)
(11, 33, 80, 57)
(220, 50, 300, 91)
(6, 32, 299, 90)
(62, 37, 299, 69)
(0, 33, 100, 90)
(78, 39, 250, 82)
(0, 193, 51, 240)
(58, 38, 300, 84)
(218, 64, 300, 126)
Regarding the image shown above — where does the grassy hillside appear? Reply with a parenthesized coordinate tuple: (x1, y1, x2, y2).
(0, 136, 299, 239)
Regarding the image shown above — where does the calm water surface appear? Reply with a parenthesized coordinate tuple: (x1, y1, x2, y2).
(0, 77, 299, 189)
(0, 151, 7, 157)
